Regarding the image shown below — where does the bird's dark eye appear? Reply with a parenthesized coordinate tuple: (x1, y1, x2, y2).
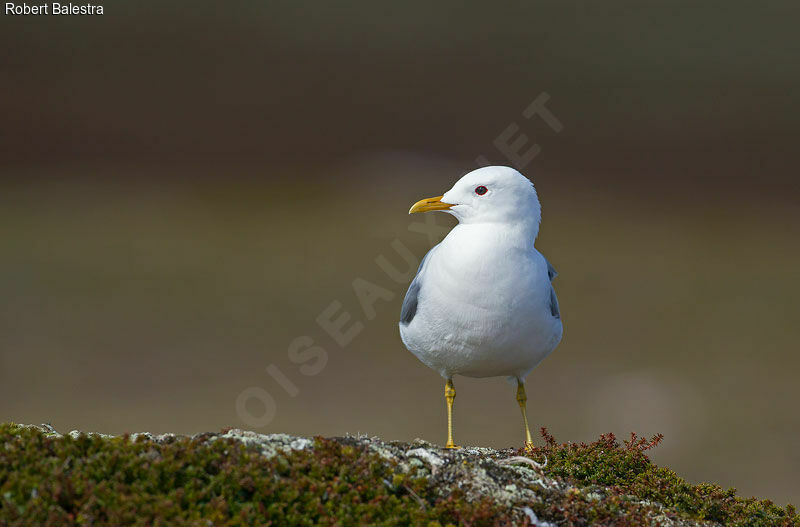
(475, 185, 488, 196)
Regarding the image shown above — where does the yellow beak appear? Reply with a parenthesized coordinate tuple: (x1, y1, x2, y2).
(408, 195, 454, 214)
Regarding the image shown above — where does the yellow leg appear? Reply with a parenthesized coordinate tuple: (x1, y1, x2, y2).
(516, 380, 534, 448)
(444, 378, 459, 449)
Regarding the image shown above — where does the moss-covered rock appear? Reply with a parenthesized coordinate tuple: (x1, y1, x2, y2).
(0, 423, 796, 526)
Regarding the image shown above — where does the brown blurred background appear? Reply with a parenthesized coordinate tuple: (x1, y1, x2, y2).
(2, 1, 799, 504)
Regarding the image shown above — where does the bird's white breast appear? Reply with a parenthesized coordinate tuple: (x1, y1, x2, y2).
(399, 223, 562, 379)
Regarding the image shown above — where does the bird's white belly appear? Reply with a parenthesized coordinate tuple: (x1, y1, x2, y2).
(399, 243, 562, 379)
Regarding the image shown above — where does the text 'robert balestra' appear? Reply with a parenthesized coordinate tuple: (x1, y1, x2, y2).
(5, 3, 104, 15)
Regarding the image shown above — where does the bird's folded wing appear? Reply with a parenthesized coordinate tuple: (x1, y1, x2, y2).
(542, 255, 560, 319)
(543, 256, 558, 281)
(400, 244, 440, 326)
(549, 285, 561, 319)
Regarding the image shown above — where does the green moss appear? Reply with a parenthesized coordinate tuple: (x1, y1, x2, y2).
(526, 429, 798, 527)
(0, 424, 501, 526)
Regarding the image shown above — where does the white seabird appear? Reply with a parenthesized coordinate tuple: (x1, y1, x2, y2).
(399, 166, 563, 448)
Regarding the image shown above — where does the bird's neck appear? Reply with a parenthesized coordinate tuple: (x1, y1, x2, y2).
(452, 220, 539, 251)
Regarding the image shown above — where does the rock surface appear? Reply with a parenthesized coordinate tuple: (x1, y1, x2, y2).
(19, 423, 723, 526)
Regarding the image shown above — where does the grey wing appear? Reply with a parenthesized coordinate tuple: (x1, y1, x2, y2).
(548, 285, 561, 319)
(400, 245, 438, 326)
(544, 256, 558, 281)
(543, 255, 560, 319)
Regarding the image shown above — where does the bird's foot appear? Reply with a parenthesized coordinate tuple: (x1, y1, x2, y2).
(444, 442, 461, 450)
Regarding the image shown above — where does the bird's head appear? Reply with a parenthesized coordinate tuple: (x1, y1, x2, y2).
(409, 166, 542, 233)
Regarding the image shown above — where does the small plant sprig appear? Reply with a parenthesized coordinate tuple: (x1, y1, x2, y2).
(623, 431, 664, 452)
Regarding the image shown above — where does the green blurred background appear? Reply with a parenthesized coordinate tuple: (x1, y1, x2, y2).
(2, 1, 799, 504)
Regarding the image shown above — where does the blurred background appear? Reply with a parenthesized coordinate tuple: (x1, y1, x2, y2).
(2, 1, 799, 504)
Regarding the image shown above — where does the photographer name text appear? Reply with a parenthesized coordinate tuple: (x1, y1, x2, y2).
(5, 2, 104, 15)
